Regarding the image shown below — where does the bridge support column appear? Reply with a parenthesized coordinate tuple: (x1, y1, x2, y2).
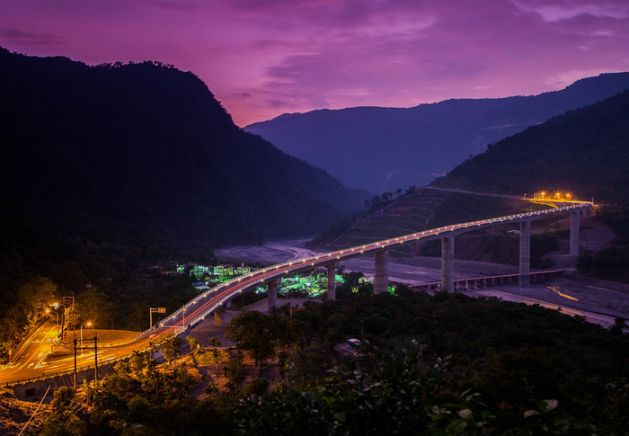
(441, 236, 455, 292)
(268, 278, 279, 311)
(570, 210, 580, 257)
(326, 263, 336, 301)
(519, 221, 531, 287)
(374, 249, 389, 294)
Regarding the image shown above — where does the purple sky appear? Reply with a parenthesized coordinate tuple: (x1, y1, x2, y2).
(1, 0, 629, 126)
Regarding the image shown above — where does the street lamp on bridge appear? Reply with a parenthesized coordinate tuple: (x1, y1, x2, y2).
(149, 307, 166, 330)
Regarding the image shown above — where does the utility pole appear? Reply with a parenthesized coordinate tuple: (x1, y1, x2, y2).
(80, 335, 99, 383)
(73, 337, 77, 389)
(93, 335, 98, 382)
(62, 296, 75, 341)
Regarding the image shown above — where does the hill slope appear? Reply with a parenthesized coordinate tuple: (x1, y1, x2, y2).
(246, 73, 629, 193)
(0, 47, 366, 253)
(432, 90, 629, 203)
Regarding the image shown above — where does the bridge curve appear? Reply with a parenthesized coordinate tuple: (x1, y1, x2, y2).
(155, 202, 592, 333)
(2, 202, 592, 386)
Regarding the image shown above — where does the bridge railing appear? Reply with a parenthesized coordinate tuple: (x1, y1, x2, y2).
(174, 203, 592, 333)
(7, 203, 591, 386)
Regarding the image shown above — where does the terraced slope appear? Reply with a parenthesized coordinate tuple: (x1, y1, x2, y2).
(323, 189, 450, 250)
(312, 189, 543, 258)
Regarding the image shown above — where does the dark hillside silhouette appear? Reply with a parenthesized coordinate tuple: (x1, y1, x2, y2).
(0, 47, 367, 335)
(0, 47, 366, 250)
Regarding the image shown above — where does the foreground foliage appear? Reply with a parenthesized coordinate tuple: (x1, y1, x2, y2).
(41, 290, 629, 435)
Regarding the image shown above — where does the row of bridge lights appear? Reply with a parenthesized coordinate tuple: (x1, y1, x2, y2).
(158, 203, 586, 331)
(534, 191, 573, 201)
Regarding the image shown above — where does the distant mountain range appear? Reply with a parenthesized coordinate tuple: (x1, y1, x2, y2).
(432, 89, 629, 203)
(246, 73, 629, 193)
(0, 47, 366, 258)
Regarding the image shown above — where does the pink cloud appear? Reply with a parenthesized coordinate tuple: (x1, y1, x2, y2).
(1, 0, 628, 125)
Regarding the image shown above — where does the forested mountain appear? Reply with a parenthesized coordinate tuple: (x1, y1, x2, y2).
(246, 73, 629, 193)
(432, 90, 629, 203)
(0, 47, 366, 340)
(0, 47, 365, 252)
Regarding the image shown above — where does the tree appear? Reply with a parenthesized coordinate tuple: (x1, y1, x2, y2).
(208, 337, 222, 364)
(224, 356, 246, 389)
(76, 285, 112, 327)
(53, 387, 75, 410)
(17, 277, 57, 323)
(268, 315, 294, 372)
(40, 387, 86, 435)
(226, 311, 275, 365)
(186, 335, 200, 365)
(611, 317, 627, 335)
(160, 336, 182, 365)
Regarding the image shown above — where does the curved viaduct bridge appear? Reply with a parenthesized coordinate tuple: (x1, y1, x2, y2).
(3, 202, 591, 387)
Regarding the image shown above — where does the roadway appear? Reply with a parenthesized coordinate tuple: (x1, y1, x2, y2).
(0, 322, 59, 383)
(0, 202, 591, 386)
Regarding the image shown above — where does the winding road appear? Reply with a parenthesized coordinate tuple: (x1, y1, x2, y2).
(1, 202, 591, 386)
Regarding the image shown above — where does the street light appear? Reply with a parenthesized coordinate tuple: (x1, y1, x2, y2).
(149, 307, 166, 330)
(45, 305, 61, 328)
(80, 321, 93, 354)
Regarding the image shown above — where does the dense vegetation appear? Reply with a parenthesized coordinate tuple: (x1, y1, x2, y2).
(433, 90, 629, 204)
(0, 47, 364, 249)
(0, 46, 366, 355)
(42, 280, 629, 434)
(247, 73, 629, 192)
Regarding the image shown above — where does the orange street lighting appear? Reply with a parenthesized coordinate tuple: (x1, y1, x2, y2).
(85, 321, 93, 328)
(45, 308, 50, 314)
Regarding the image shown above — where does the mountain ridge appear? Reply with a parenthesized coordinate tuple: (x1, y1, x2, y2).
(0, 46, 367, 256)
(431, 89, 629, 203)
(246, 72, 629, 193)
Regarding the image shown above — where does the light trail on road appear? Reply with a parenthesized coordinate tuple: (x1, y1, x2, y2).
(1, 202, 591, 386)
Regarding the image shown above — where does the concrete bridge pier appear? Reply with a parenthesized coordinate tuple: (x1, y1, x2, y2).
(326, 263, 336, 301)
(570, 210, 580, 257)
(441, 236, 455, 292)
(268, 278, 279, 311)
(374, 249, 389, 294)
(519, 220, 531, 287)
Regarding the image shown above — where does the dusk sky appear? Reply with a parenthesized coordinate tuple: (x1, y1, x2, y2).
(1, 0, 629, 126)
